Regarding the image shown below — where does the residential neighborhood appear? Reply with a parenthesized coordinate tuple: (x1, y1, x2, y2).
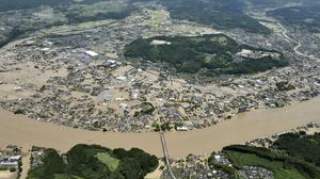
(0, 146, 22, 179)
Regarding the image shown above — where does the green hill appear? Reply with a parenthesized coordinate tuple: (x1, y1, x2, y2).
(124, 34, 288, 76)
(210, 132, 320, 179)
(27, 144, 159, 179)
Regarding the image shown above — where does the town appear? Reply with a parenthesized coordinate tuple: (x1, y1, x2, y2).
(0, 5, 320, 133)
(0, 0, 320, 179)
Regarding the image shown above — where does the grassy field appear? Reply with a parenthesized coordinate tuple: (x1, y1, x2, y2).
(96, 153, 120, 172)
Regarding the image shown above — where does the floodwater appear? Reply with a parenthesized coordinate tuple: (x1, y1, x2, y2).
(1, 98, 320, 159)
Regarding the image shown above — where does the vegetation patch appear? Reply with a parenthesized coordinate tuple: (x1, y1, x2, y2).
(0, 0, 134, 48)
(222, 144, 320, 179)
(160, 0, 271, 34)
(246, 0, 305, 9)
(273, 132, 320, 167)
(267, 4, 320, 32)
(124, 34, 288, 76)
(66, 1, 134, 23)
(0, 0, 106, 12)
(27, 144, 159, 179)
(225, 149, 305, 179)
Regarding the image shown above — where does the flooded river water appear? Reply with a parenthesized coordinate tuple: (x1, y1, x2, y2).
(1, 98, 320, 159)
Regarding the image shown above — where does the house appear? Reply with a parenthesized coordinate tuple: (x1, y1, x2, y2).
(0, 155, 21, 169)
(0, 161, 19, 168)
(84, 50, 99, 57)
(176, 126, 189, 131)
(97, 90, 113, 102)
(8, 155, 21, 161)
(101, 60, 122, 68)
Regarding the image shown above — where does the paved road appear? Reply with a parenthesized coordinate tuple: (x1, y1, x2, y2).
(276, 19, 320, 62)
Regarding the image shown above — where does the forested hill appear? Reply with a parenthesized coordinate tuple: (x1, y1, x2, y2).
(124, 34, 288, 76)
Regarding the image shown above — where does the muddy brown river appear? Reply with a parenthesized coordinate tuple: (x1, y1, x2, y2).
(1, 98, 320, 159)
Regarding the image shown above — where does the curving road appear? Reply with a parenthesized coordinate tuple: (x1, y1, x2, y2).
(276, 20, 320, 62)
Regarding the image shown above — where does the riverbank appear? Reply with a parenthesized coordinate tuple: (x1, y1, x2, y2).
(1, 97, 320, 159)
